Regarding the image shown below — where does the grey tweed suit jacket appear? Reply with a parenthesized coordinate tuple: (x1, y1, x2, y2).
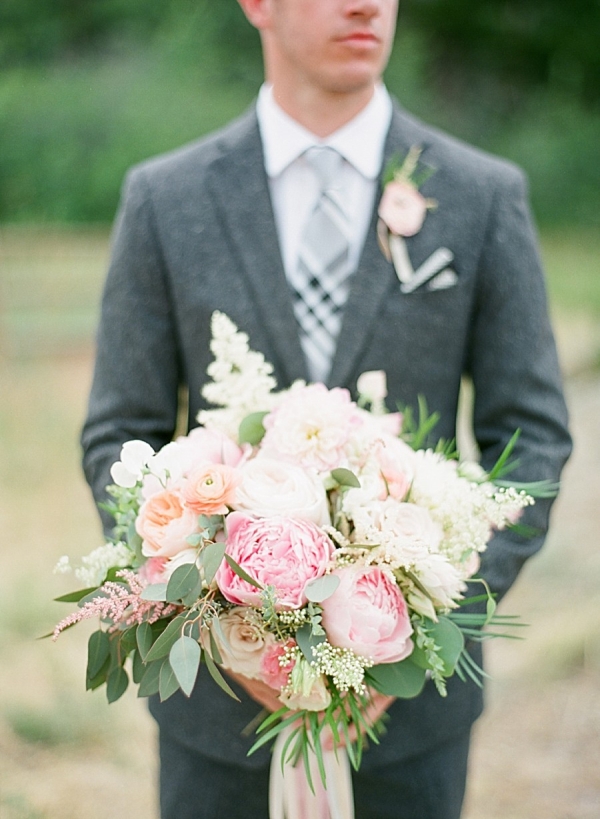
(81, 101, 571, 769)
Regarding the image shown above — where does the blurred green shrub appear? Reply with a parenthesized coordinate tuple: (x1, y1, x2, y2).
(0, 5, 599, 226)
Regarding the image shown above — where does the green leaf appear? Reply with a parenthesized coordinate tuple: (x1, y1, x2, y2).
(203, 648, 241, 701)
(145, 614, 189, 663)
(140, 582, 168, 602)
(136, 621, 153, 661)
(159, 659, 181, 702)
(330, 468, 361, 488)
(238, 411, 268, 446)
(119, 626, 138, 656)
(86, 655, 111, 691)
(295, 623, 326, 663)
(137, 660, 162, 698)
(54, 587, 98, 603)
(77, 588, 112, 607)
(200, 541, 226, 585)
(429, 616, 465, 676)
(169, 636, 201, 697)
(166, 563, 201, 604)
(106, 666, 129, 703)
(131, 649, 145, 684)
(209, 628, 223, 665)
(86, 630, 111, 679)
(487, 429, 521, 481)
(224, 554, 263, 590)
(304, 574, 340, 603)
(366, 656, 427, 699)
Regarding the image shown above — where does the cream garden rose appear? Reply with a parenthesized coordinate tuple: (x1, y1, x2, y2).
(233, 457, 330, 525)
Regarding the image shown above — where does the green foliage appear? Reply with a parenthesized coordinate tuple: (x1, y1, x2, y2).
(238, 411, 268, 446)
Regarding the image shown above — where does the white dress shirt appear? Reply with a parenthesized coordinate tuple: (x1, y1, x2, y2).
(256, 84, 392, 378)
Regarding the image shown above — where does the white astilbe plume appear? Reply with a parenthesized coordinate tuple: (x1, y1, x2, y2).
(198, 312, 280, 437)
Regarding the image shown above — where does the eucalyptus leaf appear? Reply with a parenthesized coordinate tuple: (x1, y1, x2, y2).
(169, 636, 201, 697)
(330, 468, 361, 488)
(200, 541, 226, 585)
(137, 659, 162, 698)
(295, 623, 325, 663)
(166, 563, 201, 603)
(106, 666, 129, 703)
(86, 655, 111, 691)
(366, 656, 427, 699)
(136, 621, 153, 661)
(224, 554, 263, 589)
(203, 649, 240, 701)
(145, 614, 189, 663)
(428, 616, 465, 676)
(140, 583, 168, 602)
(131, 649, 145, 684)
(238, 411, 268, 446)
(304, 574, 340, 603)
(159, 659, 181, 702)
(87, 630, 111, 679)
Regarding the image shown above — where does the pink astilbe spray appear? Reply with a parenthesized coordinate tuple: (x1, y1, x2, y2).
(52, 570, 179, 641)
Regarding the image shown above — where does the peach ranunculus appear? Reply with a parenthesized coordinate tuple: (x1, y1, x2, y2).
(378, 179, 428, 237)
(209, 608, 275, 680)
(181, 462, 239, 516)
(321, 565, 413, 665)
(216, 512, 335, 610)
(136, 488, 198, 558)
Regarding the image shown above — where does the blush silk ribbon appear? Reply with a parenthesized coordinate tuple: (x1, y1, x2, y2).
(269, 726, 355, 819)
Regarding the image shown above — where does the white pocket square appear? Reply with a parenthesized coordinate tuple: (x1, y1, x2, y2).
(397, 246, 455, 294)
(427, 268, 458, 290)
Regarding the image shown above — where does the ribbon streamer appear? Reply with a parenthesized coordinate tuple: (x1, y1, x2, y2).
(269, 726, 355, 819)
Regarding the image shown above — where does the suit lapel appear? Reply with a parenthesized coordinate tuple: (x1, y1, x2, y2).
(328, 105, 433, 389)
(206, 111, 308, 384)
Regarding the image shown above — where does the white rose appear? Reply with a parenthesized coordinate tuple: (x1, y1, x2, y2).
(415, 553, 465, 610)
(233, 457, 330, 526)
(209, 609, 275, 680)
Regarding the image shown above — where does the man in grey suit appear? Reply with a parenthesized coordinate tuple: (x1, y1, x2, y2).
(81, 0, 571, 816)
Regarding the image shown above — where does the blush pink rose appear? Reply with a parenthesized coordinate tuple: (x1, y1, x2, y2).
(138, 556, 168, 585)
(136, 488, 198, 558)
(321, 565, 414, 664)
(378, 179, 427, 237)
(216, 512, 335, 609)
(181, 462, 239, 516)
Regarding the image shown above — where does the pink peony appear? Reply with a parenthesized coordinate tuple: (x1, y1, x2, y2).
(136, 488, 198, 558)
(216, 512, 335, 609)
(378, 179, 428, 237)
(321, 565, 413, 664)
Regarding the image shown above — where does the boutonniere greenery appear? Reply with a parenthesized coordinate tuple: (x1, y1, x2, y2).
(377, 146, 437, 284)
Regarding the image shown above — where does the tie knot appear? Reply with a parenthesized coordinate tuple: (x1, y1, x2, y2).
(305, 146, 343, 192)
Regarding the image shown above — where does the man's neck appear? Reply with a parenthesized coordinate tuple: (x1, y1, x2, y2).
(269, 82, 376, 138)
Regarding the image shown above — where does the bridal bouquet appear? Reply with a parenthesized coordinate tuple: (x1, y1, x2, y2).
(54, 312, 537, 784)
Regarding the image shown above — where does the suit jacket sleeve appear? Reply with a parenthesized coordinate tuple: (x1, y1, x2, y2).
(466, 166, 572, 601)
(81, 167, 182, 531)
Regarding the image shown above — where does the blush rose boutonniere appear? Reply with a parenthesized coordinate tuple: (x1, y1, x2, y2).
(377, 146, 437, 285)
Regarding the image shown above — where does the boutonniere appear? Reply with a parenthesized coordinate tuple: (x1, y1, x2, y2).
(377, 146, 437, 285)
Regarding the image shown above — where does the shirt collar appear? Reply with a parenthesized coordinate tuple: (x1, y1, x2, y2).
(257, 83, 392, 181)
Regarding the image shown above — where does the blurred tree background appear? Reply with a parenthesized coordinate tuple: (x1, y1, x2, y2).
(0, 0, 599, 225)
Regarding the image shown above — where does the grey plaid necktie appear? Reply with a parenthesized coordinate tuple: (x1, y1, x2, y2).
(291, 146, 351, 383)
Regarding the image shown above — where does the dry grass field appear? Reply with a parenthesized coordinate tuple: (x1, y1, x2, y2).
(1, 227, 599, 818)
